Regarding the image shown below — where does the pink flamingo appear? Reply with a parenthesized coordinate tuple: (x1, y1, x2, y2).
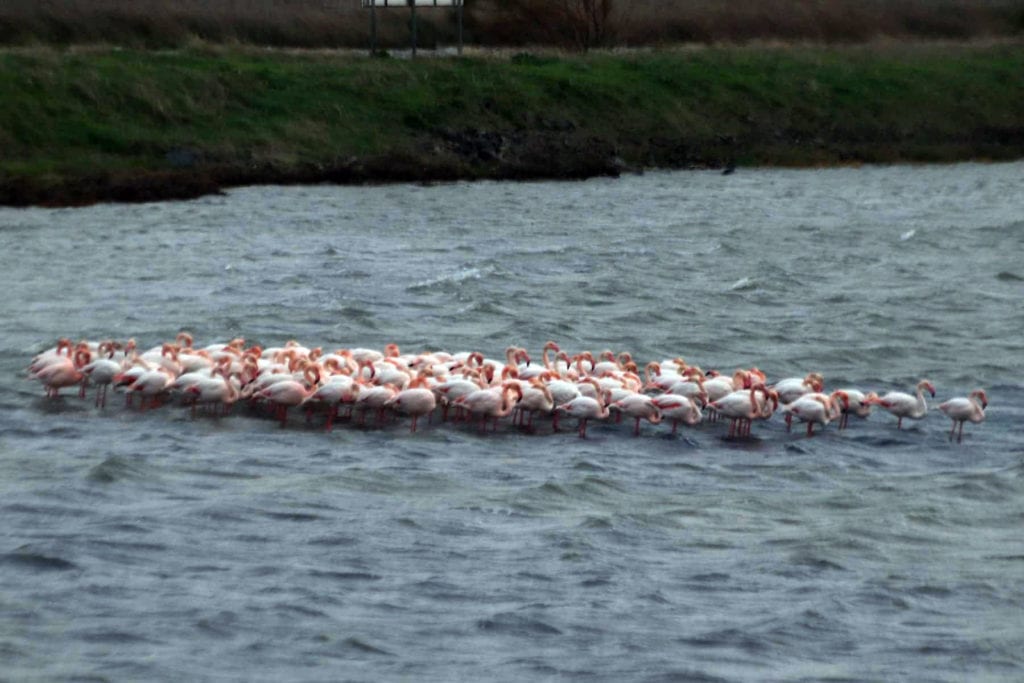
(832, 388, 878, 430)
(555, 393, 611, 438)
(185, 375, 239, 417)
(257, 365, 320, 426)
(516, 378, 555, 430)
(384, 377, 437, 433)
(651, 394, 703, 435)
(456, 383, 522, 432)
(782, 391, 848, 436)
(938, 389, 987, 443)
(866, 380, 935, 430)
(609, 393, 662, 436)
(33, 347, 89, 399)
(709, 383, 773, 438)
(772, 372, 825, 430)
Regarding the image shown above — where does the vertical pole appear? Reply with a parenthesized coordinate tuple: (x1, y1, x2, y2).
(410, 0, 418, 59)
(370, 1, 378, 56)
(457, 0, 463, 56)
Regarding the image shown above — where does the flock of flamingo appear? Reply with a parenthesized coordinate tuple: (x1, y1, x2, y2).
(26, 334, 989, 442)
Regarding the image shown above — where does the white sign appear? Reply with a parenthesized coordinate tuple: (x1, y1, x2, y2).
(362, 0, 462, 6)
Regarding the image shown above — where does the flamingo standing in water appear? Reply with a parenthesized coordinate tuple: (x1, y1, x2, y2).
(832, 388, 878, 430)
(257, 366, 320, 426)
(456, 383, 522, 432)
(772, 372, 824, 431)
(938, 389, 987, 443)
(185, 374, 240, 417)
(709, 384, 773, 438)
(32, 348, 89, 398)
(609, 393, 662, 436)
(866, 380, 935, 430)
(555, 392, 610, 438)
(651, 393, 703, 435)
(81, 356, 126, 408)
(384, 378, 437, 433)
(782, 391, 848, 436)
(516, 378, 555, 430)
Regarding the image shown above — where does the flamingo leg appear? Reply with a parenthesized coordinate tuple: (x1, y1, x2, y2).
(958, 420, 965, 443)
(411, 415, 418, 433)
(807, 422, 814, 437)
(634, 417, 641, 437)
(897, 417, 903, 430)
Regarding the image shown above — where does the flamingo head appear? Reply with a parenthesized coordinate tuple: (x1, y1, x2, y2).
(971, 389, 988, 408)
(830, 390, 850, 411)
(919, 380, 936, 397)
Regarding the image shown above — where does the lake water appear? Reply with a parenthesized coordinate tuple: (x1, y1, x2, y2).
(1, 164, 1023, 681)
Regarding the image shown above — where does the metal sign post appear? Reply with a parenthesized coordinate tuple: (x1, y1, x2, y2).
(361, 0, 464, 57)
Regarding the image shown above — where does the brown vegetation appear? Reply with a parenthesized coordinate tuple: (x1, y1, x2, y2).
(1, 0, 1021, 50)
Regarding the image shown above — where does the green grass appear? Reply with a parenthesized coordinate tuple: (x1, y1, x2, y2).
(1, 43, 1023, 202)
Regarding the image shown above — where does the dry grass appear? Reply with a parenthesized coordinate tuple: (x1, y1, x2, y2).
(1, 0, 1021, 49)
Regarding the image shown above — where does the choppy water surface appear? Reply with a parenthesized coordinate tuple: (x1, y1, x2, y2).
(2, 164, 1024, 682)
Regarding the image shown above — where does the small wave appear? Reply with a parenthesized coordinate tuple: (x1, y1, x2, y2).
(196, 611, 239, 638)
(308, 570, 382, 581)
(87, 455, 150, 484)
(407, 266, 486, 292)
(308, 534, 359, 547)
(0, 550, 78, 572)
(728, 277, 758, 292)
(900, 229, 916, 241)
(337, 637, 393, 656)
(996, 271, 1023, 281)
(263, 511, 323, 522)
(678, 627, 770, 655)
(275, 602, 328, 618)
(477, 611, 562, 636)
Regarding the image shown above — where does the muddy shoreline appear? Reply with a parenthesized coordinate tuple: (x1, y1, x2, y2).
(6, 128, 1024, 207)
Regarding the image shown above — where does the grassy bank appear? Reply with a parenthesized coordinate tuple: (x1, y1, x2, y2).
(2, 42, 1024, 205)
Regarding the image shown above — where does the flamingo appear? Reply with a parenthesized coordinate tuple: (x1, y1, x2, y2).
(127, 366, 176, 410)
(384, 378, 437, 433)
(555, 393, 610, 438)
(516, 378, 555, 430)
(353, 383, 399, 427)
(651, 394, 703, 435)
(709, 384, 773, 438)
(832, 389, 878, 430)
(609, 393, 662, 436)
(185, 375, 239, 417)
(310, 375, 361, 430)
(938, 389, 987, 443)
(27, 338, 75, 377)
(80, 356, 124, 407)
(772, 372, 825, 430)
(33, 348, 88, 398)
(866, 380, 935, 430)
(257, 365, 320, 426)
(456, 383, 522, 432)
(782, 391, 848, 436)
